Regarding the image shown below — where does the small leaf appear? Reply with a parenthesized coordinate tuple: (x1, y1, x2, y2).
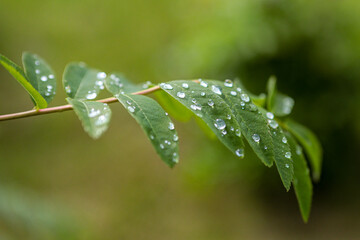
(285, 132, 313, 222)
(105, 73, 143, 95)
(22, 52, 57, 104)
(160, 81, 246, 158)
(207, 80, 275, 166)
(115, 93, 179, 167)
(154, 90, 193, 122)
(284, 119, 322, 181)
(63, 63, 106, 100)
(266, 76, 294, 117)
(66, 98, 112, 139)
(0, 53, 47, 109)
(259, 107, 294, 190)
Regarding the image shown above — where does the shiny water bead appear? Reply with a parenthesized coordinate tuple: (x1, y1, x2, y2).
(165, 112, 168, 116)
(282, 136, 288, 144)
(48, 74, 55, 79)
(177, 92, 185, 98)
(95, 115, 107, 125)
(191, 98, 197, 104)
(208, 99, 215, 107)
(65, 86, 71, 94)
(240, 101, 245, 107)
(164, 140, 171, 145)
(168, 122, 175, 130)
(221, 129, 227, 135)
(200, 92, 206, 97)
(235, 149, 244, 158)
(252, 134, 260, 143)
(126, 100, 132, 105)
(236, 87, 242, 92)
(97, 72, 107, 79)
(214, 118, 226, 130)
(248, 103, 257, 112)
(160, 144, 165, 149)
(224, 79, 233, 87)
(211, 85, 222, 95)
(240, 93, 250, 102)
(266, 112, 274, 119)
(285, 152, 292, 159)
(226, 114, 231, 120)
(173, 134, 179, 141)
(182, 83, 189, 89)
(46, 85, 53, 91)
(235, 129, 241, 137)
(190, 104, 202, 111)
(230, 91, 237, 96)
(296, 145, 302, 155)
(161, 83, 173, 90)
(40, 76, 48, 82)
(89, 109, 101, 117)
(86, 91, 97, 100)
(127, 106, 135, 113)
(172, 153, 179, 163)
(285, 164, 290, 169)
(230, 126, 234, 131)
(268, 120, 279, 129)
(35, 69, 40, 74)
(200, 80, 208, 88)
(150, 135, 155, 140)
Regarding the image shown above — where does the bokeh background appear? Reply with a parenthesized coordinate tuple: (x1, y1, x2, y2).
(1, 0, 360, 239)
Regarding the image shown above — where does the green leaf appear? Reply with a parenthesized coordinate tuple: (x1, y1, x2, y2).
(105, 72, 144, 95)
(66, 98, 112, 139)
(234, 78, 267, 107)
(284, 119, 322, 181)
(0, 53, 47, 109)
(194, 115, 217, 140)
(206, 80, 275, 166)
(266, 76, 294, 117)
(160, 81, 246, 158)
(154, 90, 193, 122)
(22, 52, 57, 104)
(285, 132, 313, 222)
(63, 63, 106, 100)
(115, 93, 179, 167)
(258, 108, 294, 190)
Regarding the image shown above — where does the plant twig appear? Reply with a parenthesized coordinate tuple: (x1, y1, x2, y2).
(0, 85, 161, 121)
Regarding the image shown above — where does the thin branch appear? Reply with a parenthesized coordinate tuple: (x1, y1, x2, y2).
(0, 85, 161, 121)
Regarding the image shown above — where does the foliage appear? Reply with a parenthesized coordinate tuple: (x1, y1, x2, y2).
(0, 52, 322, 222)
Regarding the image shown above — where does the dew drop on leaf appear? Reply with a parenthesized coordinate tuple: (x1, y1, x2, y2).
(177, 92, 185, 98)
(168, 122, 175, 130)
(235, 149, 244, 158)
(211, 85, 222, 95)
(224, 79, 233, 87)
(240, 93, 250, 102)
(266, 112, 274, 119)
(285, 152, 292, 159)
(252, 134, 260, 143)
(182, 83, 189, 89)
(282, 136, 288, 144)
(214, 118, 226, 130)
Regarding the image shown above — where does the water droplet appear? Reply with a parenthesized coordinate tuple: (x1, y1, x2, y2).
(264, 146, 268, 150)
(226, 114, 231, 120)
(168, 122, 175, 130)
(150, 135, 155, 140)
(126, 100, 132, 105)
(214, 118, 226, 130)
(248, 103, 257, 112)
(211, 85, 222, 95)
(128, 106, 135, 113)
(240, 93, 250, 102)
(177, 92, 185, 98)
(97, 72, 107, 79)
(235, 129, 241, 137)
(164, 140, 171, 145)
(165, 112, 168, 116)
(160, 144, 165, 149)
(65, 86, 71, 94)
(161, 83, 173, 90)
(240, 101, 245, 107)
(230, 127, 234, 131)
(200, 80, 208, 88)
(230, 91, 237, 96)
(285, 152, 292, 159)
(89, 108, 101, 117)
(173, 134, 179, 141)
(285, 164, 290, 169)
(95, 115, 107, 125)
(252, 134, 260, 143)
(191, 98, 197, 104)
(268, 120, 279, 129)
(190, 104, 202, 111)
(46, 85, 53, 91)
(282, 137, 288, 144)
(296, 145, 302, 155)
(35, 69, 40, 74)
(236, 87, 242, 92)
(182, 83, 189, 89)
(40, 76, 48, 82)
(221, 129, 227, 135)
(35, 60, 40, 65)
(96, 80, 104, 89)
(45, 92, 51, 96)
(224, 79, 233, 87)
(172, 152, 179, 163)
(86, 92, 97, 100)
(266, 112, 274, 119)
(200, 92, 206, 97)
(208, 99, 215, 107)
(235, 149, 244, 158)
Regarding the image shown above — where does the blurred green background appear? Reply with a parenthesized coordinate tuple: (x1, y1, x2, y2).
(1, 0, 360, 239)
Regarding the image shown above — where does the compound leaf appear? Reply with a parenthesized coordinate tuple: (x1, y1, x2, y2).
(63, 63, 106, 100)
(285, 132, 313, 222)
(67, 98, 112, 139)
(284, 119, 322, 181)
(0, 53, 47, 109)
(160, 81, 245, 158)
(115, 93, 179, 167)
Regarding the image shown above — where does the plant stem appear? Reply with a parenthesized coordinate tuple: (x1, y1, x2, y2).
(0, 85, 161, 121)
